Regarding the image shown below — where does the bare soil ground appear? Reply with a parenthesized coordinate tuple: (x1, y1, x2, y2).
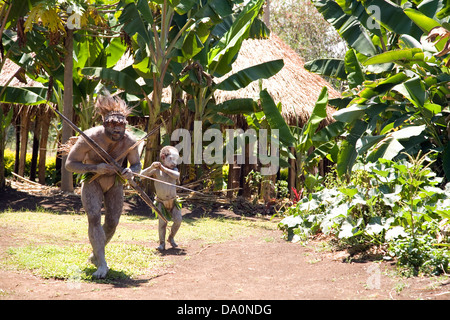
(0, 182, 449, 300)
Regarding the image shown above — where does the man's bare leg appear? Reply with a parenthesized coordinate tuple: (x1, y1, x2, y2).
(82, 181, 109, 279)
(103, 183, 123, 245)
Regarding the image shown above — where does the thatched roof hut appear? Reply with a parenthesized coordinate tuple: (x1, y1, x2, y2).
(215, 35, 341, 198)
(0, 58, 43, 88)
(215, 34, 340, 126)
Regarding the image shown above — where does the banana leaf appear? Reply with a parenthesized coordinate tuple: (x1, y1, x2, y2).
(81, 67, 144, 95)
(336, 119, 367, 177)
(298, 87, 329, 148)
(0, 86, 48, 105)
(260, 89, 295, 147)
(304, 59, 347, 80)
(312, 0, 377, 56)
(215, 59, 284, 91)
(211, 98, 258, 114)
(363, 48, 424, 65)
(364, 0, 423, 40)
(208, 0, 265, 76)
(345, 48, 364, 89)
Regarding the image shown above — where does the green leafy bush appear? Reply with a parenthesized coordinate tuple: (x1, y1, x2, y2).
(279, 155, 450, 275)
(388, 235, 450, 276)
(4, 149, 58, 185)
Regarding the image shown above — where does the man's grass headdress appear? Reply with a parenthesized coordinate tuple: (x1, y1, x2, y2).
(96, 94, 132, 123)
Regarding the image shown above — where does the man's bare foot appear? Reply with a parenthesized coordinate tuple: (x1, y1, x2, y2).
(168, 237, 178, 248)
(92, 264, 109, 279)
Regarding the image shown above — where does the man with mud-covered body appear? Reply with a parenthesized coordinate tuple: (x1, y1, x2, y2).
(65, 95, 141, 279)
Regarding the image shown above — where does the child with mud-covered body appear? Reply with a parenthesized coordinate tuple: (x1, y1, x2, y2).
(141, 146, 182, 251)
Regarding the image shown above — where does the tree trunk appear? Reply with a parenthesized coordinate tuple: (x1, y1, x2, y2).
(61, 28, 74, 192)
(18, 107, 30, 177)
(227, 156, 240, 199)
(14, 110, 20, 174)
(30, 106, 42, 181)
(38, 106, 51, 185)
(142, 81, 162, 193)
(241, 145, 255, 199)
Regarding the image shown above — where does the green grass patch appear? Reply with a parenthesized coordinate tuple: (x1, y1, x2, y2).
(5, 243, 161, 281)
(0, 209, 276, 281)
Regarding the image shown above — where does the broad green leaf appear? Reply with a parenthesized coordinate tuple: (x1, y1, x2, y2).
(339, 187, 358, 197)
(119, 2, 151, 44)
(365, 217, 385, 235)
(424, 103, 442, 115)
(304, 59, 347, 80)
(355, 72, 408, 104)
(392, 77, 428, 108)
(345, 48, 364, 89)
(174, 0, 197, 15)
(363, 48, 423, 65)
(365, 0, 423, 40)
(106, 37, 128, 69)
(312, 121, 346, 143)
(336, 119, 367, 176)
(260, 89, 295, 147)
(357, 134, 386, 154)
(193, 0, 233, 24)
(81, 67, 142, 95)
(339, 220, 356, 239)
(391, 125, 426, 140)
(399, 34, 422, 49)
(208, 0, 265, 76)
(312, 0, 377, 56)
(182, 32, 204, 59)
(367, 136, 404, 161)
(385, 226, 408, 241)
(280, 215, 303, 229)
(204, 113, 234, 126)
(333, 104, 368, 123)
(306, 140, 339, 163)
(336, 0, 382, 38)
(215, 59, 284, 91)
(299, 87, 329, 148)
(0, 86, 48, 105)
(212, 98, 258, 115)
(404, 8, 441, 33)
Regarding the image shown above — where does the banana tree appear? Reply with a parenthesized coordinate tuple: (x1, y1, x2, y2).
(179, 0, 268, 122)
(83, 0, 283, 170)
(87, 0, 221, 169)
(1, 0, 119, 188)
(305, 0, 450, 179)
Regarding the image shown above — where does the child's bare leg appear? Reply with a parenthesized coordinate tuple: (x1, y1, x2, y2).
(157, 207, 167, 251)
(168, 207, 182, 248)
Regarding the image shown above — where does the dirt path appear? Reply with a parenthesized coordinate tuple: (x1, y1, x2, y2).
(1, 227, 449, 300)
(0, 185, 449, 300)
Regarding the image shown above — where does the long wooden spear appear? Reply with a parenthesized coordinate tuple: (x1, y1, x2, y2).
(52, 107, 169, 224)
